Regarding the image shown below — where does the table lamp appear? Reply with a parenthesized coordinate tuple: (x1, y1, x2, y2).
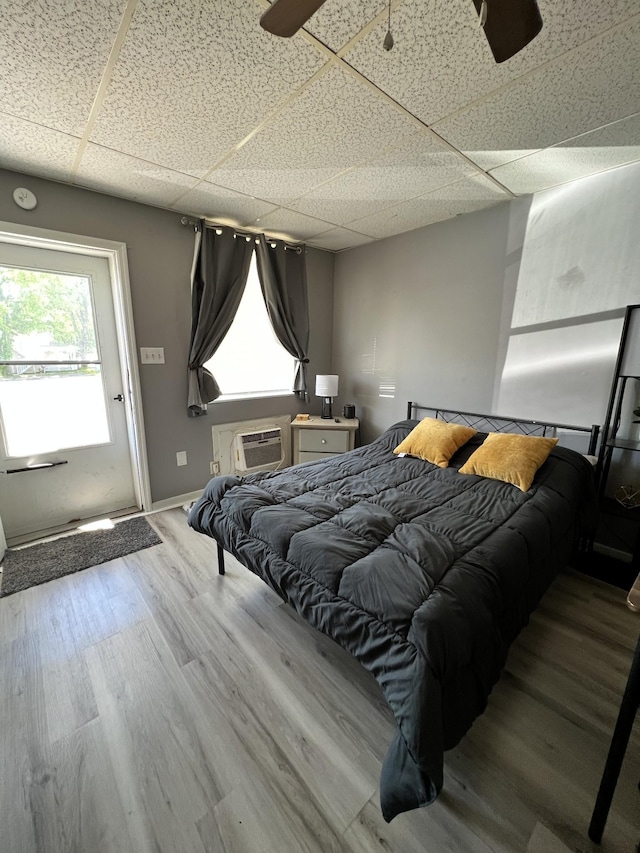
(316, 374, 339, 419)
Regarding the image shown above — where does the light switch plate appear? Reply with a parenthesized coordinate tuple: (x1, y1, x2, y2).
(140, 347, 165, 364)
(176, 451, 187, 466)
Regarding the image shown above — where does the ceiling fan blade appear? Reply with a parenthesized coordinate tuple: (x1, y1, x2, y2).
(260, 0, 328, 37)
(472, 0, 543, 63)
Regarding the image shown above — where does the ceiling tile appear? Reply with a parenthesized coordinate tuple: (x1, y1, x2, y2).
(343, 0, 640, 127)
(207, 65, 420, 201)
(203, 164, 337, 208)
(307, 228, 375, 252)
(0, 114, 78, 182)
(349, 175, 510, 239)
(343, 0, 508, 125)
(526, 0, 640, 63)
(176, 180, 277, 225)
(0, 0, 128, 135)
(75, 144, 198, 206)
(490, 113, 640, 195)
(432, 18, 640, 170)
(250, 208, 334, 241)
(304, 1, 387, 52)
(456, 149, 541, 173)
(91, 0, 327, 177)
(291, 129, 477, 225)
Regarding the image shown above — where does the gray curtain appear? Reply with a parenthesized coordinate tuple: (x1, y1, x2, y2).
(255, 235, 310, 399)
(187, 225, 253, 416)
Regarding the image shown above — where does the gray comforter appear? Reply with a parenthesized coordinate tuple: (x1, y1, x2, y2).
(188, 419, 597, 820)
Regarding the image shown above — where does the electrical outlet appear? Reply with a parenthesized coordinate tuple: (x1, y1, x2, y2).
(176, 450, 187, 467)
(210, 461, 220, 475)
(140, 347, 165, 364)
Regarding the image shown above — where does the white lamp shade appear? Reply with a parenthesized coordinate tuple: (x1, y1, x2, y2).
(315, 374, 339, 397)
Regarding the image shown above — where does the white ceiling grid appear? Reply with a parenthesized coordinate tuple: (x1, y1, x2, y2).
(1, 0, 639, 250)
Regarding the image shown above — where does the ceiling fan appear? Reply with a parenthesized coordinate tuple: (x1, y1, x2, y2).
(260, 0, 543, 64)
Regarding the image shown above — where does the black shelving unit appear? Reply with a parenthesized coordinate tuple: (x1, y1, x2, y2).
(596, 304, 640, 566)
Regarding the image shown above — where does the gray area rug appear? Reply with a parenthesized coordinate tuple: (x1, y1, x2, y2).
(0, 516, 162, 597)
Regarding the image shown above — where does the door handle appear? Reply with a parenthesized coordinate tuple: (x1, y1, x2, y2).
(4, 461, 68, 474)
(113, 394, 124, 402)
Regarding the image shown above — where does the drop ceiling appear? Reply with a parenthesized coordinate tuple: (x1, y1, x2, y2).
(1, 0, 639, 251)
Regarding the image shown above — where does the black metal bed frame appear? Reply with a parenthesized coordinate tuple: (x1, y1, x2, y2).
(406, 402, 600, 457)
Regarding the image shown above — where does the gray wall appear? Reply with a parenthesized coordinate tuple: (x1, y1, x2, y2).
(333, 201, 520, 444)
(333, 162, 640, 450)
(0, 168, 334, 502)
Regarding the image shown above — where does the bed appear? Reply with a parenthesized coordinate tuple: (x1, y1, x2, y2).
(187, 403, 599, 821)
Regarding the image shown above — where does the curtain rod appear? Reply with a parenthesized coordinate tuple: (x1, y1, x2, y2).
(179, 216, 303, 253)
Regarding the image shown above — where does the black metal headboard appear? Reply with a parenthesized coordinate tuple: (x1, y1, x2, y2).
(406, 402, 600, 456)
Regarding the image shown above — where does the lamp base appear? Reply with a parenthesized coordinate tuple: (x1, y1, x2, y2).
(320, 397, 333, 419)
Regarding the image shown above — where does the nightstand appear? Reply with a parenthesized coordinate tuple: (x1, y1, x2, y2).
(291, 416, 359, 464)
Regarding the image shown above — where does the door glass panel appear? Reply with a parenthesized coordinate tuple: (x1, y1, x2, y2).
(0, 266, 98, 360)
(0, 265, 110, 456)
(0, 367, 110, 456)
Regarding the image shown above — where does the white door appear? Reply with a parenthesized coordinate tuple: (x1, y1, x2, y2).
(0, 243, 137, 541)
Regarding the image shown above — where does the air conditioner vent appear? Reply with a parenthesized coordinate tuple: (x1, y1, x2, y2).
(212, 415, 291, 476)
(235, 427, 283, 472)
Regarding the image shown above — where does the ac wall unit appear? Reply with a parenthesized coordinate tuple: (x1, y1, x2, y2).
(235, 427, 283, 472)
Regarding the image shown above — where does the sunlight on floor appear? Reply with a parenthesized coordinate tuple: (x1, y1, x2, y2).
(78, 518, 115, 532)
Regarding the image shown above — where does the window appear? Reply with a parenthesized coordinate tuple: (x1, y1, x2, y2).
(206, 254, 296, 400)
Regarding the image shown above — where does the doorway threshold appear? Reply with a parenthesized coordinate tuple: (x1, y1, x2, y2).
(6, 505, 141, 549)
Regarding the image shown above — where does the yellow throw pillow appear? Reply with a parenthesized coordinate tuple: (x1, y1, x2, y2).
(458, 432, 559, 491)
(393, 418, 477, 468)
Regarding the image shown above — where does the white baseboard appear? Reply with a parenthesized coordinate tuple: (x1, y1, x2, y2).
(151, 490, 203, 513)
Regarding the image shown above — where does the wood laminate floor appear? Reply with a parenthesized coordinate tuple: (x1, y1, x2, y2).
(1, 508, 638, 852)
